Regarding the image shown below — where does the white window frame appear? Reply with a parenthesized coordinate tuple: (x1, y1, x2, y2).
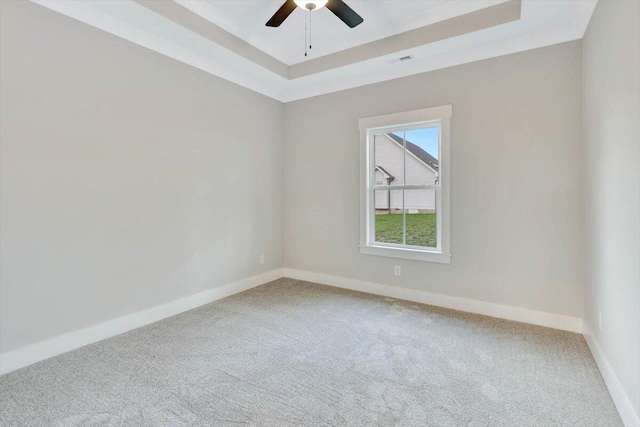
(359, 105, 452, 263)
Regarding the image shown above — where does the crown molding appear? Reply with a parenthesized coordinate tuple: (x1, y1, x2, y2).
(31, 0, 288, 100)
(135, 0, 290, 79)
(282, 23, 585, 102)
(29, 0, 597, 103)
(288, 0, 521, 79)
(175, 0, 292, 64)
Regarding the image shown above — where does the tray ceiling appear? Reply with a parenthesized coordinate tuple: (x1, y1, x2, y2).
(188, 0, 493, 65)
(31, 0, 597, 102)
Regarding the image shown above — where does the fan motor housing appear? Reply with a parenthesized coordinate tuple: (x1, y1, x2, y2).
(267, 0, 363, 29)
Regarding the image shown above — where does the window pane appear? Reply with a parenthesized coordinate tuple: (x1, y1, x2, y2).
(404, 189, 437, 248)
(404, 127, 439, 186)
(374, 190, 403, 245)
(373, 132, 404, 186)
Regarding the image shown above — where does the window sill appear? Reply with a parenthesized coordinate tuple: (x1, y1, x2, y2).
(360, 244, 451, 263)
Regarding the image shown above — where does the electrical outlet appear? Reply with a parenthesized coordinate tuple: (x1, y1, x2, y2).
(394, 265, 401, 276)
(259, 254, 265, 265)
(599, 311, 603, 330)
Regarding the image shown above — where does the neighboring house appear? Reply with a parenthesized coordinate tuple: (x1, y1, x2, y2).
(374, 133, 438, 213)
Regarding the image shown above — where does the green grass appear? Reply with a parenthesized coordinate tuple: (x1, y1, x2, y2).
(375, 213, 437, 248)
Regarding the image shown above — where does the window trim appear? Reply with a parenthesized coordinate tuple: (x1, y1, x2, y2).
(359, 105, 452, 264)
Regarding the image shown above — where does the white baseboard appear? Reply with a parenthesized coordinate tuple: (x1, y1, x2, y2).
(0, 269, 283, 375)
(583, 322, 640, 427)
(4, 267, 634, 427)
(282, 268, 583, 333)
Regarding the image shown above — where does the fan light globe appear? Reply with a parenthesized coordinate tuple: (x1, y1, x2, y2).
(294, 0, 328, 11)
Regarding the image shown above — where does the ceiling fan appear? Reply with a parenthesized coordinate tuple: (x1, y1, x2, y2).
(266, 0, 364, 28)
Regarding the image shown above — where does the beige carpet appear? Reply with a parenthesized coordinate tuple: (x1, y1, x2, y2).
(0, 278, 622, 426)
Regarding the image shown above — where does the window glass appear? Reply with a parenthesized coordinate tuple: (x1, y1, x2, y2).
(374, 190, 403, 245)
(403, 127, 439, 186)
(373, 133, 404, 186)
(405, 190, 437, 248)
(371, 127, 440, 249)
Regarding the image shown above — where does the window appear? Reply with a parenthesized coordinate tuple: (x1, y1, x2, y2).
(359, 105, 451, 263)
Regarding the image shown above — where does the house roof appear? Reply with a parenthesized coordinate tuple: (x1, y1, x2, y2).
(375, 165, 395, 182)
(386, 133, 439, 171)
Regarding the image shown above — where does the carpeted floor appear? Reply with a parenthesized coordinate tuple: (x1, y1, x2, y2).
(0, 278, 622, 426)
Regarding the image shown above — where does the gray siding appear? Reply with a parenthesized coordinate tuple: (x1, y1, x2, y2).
(373, 134, 437, 211)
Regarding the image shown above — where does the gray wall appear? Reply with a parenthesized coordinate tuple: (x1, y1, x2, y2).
(4, 5, 634, 409)
(0, 1, 284, 353)
(582, 0, 640, 417)
(284, 42, 584, 318)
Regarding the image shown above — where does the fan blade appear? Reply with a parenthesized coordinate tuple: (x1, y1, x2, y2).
(266, 0, 297, 27)
(326, 0, 363, 28)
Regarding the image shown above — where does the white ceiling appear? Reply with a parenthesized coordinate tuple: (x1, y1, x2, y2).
(31, 0, 598, 102)
(185, 0, 500, 65)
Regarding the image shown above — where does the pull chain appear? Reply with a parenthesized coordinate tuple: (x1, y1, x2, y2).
(304, 10, 308, 57)
(309, 10, 312, 52)
(304, 10, 313, 57)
